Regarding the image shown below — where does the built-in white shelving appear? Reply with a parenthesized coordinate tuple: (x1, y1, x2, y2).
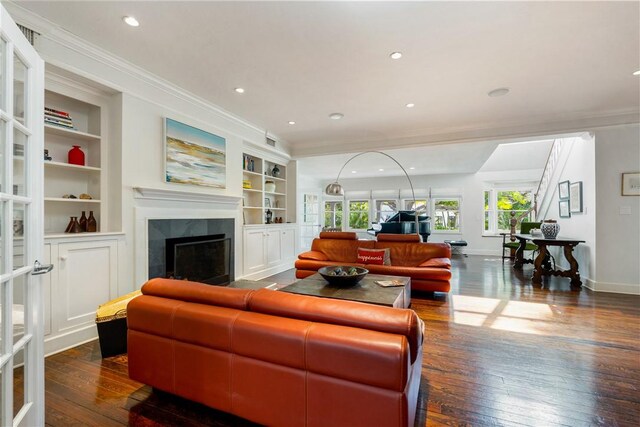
(242, 152, 288, 225)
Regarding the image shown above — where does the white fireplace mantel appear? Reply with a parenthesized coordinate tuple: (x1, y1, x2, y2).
(133, 186, 242, 207)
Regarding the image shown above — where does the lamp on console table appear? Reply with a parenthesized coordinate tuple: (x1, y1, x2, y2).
(325, 150, 421, 239)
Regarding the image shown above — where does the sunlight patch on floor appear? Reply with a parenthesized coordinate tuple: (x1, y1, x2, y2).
(451, 295, 558, 335)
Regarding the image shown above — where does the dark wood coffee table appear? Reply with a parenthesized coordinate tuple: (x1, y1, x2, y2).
(282, 273, 411, 308)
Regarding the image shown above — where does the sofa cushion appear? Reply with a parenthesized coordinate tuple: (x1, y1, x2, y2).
(141, 278, 254, 309)
(248, 288, 423, 363)
(298, 250, 329, 261)
(311, 238, 375, 263)
(419, 257, 451, 269)
(319, 231, 358, 240)
(376, 233, 422, 243)
(373, 242, 451, 267)
(364, 264, 452, 281)
(357, 247, 390, 265)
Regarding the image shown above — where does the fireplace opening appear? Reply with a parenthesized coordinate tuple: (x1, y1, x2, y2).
(165, 234, 231, 285)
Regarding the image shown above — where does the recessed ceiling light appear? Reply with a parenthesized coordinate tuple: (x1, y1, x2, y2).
(329, 113, 344, 120)
(405, 103, 415, 108)
(488, 87, 510, 97)
(123, 16, 140, 27)
(234, 87, 245, 94)
(634, 70, 640, 76)
(288, 121, 296, 125)
(390, 52, 403, 60)
(379, 168, 384, 172)
(351, 170, 357, 174)
(409, 167, 415, 170)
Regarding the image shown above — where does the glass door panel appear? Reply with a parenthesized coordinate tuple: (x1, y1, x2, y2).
(13, 52, 27, 124)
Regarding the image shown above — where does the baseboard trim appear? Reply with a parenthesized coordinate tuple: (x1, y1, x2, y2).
(240, 261, 295, 281)
(584, 279, 640, 295)
(44, 324, 98, 357)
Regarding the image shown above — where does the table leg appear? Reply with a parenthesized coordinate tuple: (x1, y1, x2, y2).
(564, 244, 582, 288)
(532, 243, 547, 286)
(514, 238, 527, 270)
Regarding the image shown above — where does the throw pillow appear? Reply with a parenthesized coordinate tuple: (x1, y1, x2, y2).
(357, 248, 391, 265)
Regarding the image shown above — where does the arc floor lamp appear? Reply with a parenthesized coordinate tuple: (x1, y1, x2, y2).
(324, 150, 421, 239)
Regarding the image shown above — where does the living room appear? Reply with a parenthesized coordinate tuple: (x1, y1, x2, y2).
(0, 1, 638, 426)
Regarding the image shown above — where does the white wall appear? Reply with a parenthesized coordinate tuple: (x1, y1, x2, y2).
(541, 136, 597, 284)
(594, 124, 640, 293)
(13, 7, 292, 294)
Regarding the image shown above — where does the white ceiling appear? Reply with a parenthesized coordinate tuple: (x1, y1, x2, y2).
(297, 138, 553, 180)
(14, 1, 640, 157)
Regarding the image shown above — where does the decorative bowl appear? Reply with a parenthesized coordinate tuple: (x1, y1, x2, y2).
(318, 266, 369, 286)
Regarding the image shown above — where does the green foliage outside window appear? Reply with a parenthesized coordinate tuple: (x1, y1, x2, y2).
(486, 190, 533, 232)
(324, 201, 343, 229)
(434, 199, 460, 231)
(349, 201, 369, 229)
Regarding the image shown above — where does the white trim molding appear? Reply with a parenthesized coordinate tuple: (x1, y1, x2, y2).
(133, 187, 242, 207)
(584, 279, 640, 295)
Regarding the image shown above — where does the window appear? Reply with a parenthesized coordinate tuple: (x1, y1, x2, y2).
(433, 198, 460, 232)
(374, 199, 397, 222)
(484, 189, 533, 234)
(348, 200, 369, 230)
(324, 200, 343, 229)
(303, 193, 319, 224)
(403, 199, 428, 213)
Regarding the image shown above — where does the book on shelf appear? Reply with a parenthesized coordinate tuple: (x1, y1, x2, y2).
(44, 107, 71, 118)
(45, 112, 73, 122)
(44, 118, 74, 129)
(45, 114, 73, 125)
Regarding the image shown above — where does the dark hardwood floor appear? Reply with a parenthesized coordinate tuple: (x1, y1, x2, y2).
(33, 256, 640, 426)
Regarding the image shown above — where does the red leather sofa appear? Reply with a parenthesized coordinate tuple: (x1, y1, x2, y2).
(295, 232, 452, 293)
(128, 278, 424, 427)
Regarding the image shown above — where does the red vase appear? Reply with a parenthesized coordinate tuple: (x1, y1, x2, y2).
(68, 145, 85, 166)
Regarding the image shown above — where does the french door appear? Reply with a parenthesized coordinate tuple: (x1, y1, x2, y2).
(299, 192, 321, 251)
(0, 4, 45, 426)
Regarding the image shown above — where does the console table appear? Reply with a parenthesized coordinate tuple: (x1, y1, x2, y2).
(513, 234, 585, 288)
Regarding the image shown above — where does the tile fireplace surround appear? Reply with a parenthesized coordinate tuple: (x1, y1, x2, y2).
(133, 187, 243, 286)
(147, 218, 235, 282)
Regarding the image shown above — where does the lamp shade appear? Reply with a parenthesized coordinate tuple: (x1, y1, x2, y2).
(325, 182, 344, 196)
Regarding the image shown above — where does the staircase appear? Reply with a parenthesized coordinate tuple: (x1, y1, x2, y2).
(533, 138, 566, 220)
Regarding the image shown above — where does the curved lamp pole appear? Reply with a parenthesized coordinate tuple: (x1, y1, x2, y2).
(325, 150, 421, 239)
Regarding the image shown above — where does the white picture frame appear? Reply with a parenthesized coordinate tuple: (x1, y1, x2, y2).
(569, 181, 583, 213)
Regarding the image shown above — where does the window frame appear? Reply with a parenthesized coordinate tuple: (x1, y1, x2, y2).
(346, 199, 370, 231)
(431, 196, 462, 234)
(373, 198, 399, 223)
(483, 187, 535, 236)
(323, 199, 344, 230)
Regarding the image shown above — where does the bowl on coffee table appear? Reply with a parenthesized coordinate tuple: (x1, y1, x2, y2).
(318, 266, 369, 286)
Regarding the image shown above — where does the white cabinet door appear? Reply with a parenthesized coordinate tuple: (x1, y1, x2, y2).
(57, 240, 117, 332)
(244, 229, 267, 274)
(266, 229, 282, 267)
(281, 227, 296, 261)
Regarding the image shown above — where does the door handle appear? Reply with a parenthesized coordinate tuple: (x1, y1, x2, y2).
(32, 260, 54, 275)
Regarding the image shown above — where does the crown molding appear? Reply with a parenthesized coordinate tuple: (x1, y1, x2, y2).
(291, 109, 640, 158)
(133, 187, 242, 207)
(4, 1, 289, 152)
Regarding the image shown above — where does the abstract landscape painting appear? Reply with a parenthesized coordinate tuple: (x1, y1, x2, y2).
(165, 118, 226, 188)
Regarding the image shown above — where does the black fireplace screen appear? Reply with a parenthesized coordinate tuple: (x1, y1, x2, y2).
(165, 234, 230, 285)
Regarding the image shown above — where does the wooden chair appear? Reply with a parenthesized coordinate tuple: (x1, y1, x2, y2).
(501, 221, 541, 262)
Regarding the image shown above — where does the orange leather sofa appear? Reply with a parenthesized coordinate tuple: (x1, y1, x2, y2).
(128, 278, 424, 427)
(295, 232, 452, 293)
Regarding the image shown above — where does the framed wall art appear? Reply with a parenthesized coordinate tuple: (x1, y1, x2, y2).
(558, 180, 570, 200)
(621, 172, 640, 196)
(559, 200, 571, 218)
(165, 118, 226, 188)
(569, 181, 583, 213)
